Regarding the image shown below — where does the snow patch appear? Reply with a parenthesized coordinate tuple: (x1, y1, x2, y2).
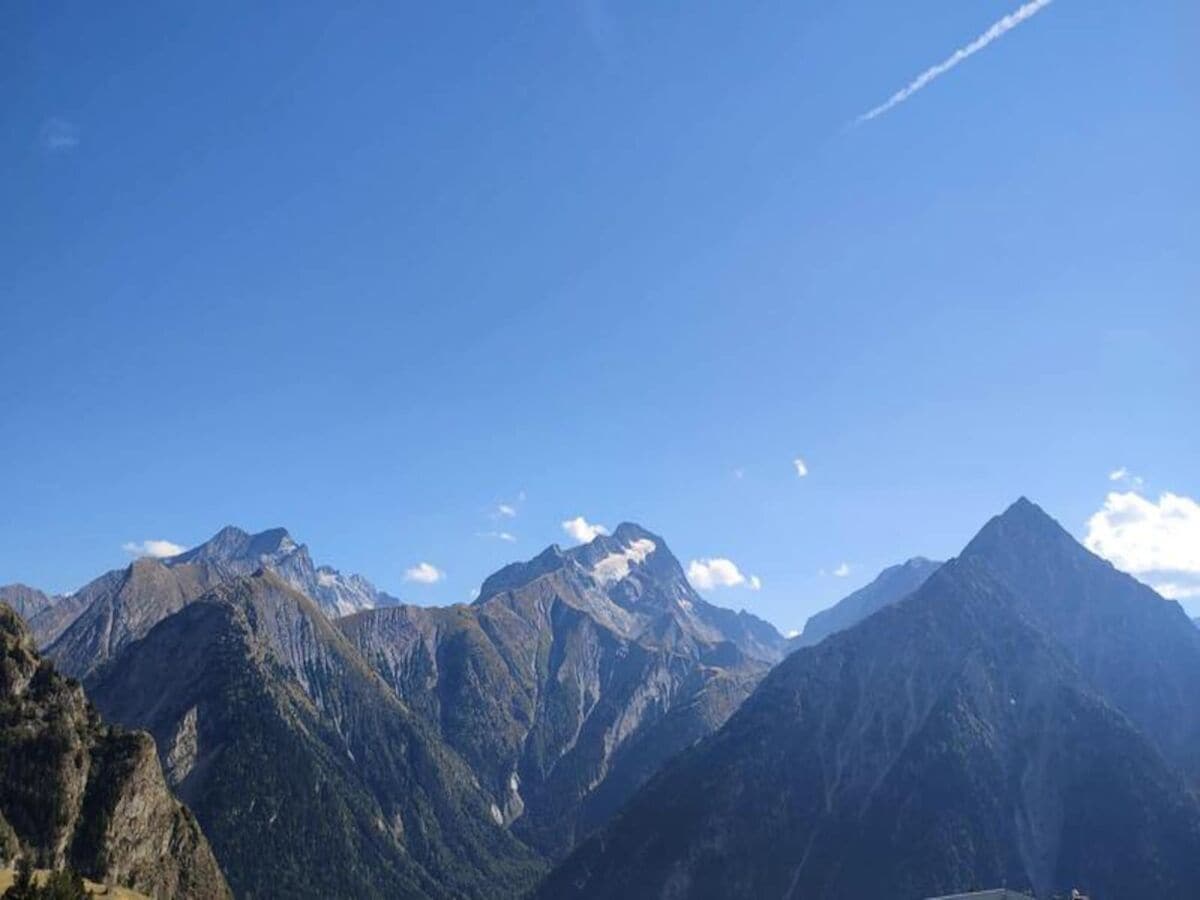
(591, 539, 657, 584)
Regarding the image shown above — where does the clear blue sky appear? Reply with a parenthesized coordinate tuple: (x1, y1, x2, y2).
(3, 1, 1197, 632)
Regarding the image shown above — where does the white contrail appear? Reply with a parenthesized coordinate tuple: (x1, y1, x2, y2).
(856, 0, 1055, 124)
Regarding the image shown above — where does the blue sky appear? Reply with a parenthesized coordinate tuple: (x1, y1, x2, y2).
(3, 1, 1198, 631)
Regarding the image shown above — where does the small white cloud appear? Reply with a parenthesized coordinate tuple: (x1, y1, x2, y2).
(687, 558, 758, 591)
(496, 503, 517, 518)
(786, 629, 801, 639)
(1108, 466, 1144, 488)
(562, 516, 609, 544)
(793, 457, 809, 478)
(478, 530, 517, 543)
(40, 117, 80, 152)
(1085, 490, 1200, 599)
(122, 539, 186, 559)
(833, 562, 851, 578)
(403, 562, 444, 584)
(469, 586, 481, 601)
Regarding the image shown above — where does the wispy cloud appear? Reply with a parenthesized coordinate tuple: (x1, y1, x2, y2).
(40, 117, 80, 151)
(1108, 466, 1145, 488)
(562, 516, 608, 544)
(403, 562, 444, 584)
(793, 457, 809, 478)
(122, 539, 186, 559)
(833, 562, 851, 578)
(856, 0, 1055, 125)
(478, 530, 517, 543)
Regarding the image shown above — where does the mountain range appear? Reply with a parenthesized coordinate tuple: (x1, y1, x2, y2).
(3, 499, 1199, 899)
(539, 499, 1200, 899)
(5, 521, 784, 896)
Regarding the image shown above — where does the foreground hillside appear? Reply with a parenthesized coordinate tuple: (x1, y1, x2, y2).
(0, 605, 229, 899)
(540, 500, 1200, 900)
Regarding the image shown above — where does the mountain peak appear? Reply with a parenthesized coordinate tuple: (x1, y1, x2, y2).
(610, 522, 655, 542)
(173, 525, 299, 566)
(961, 496, 1077, 563)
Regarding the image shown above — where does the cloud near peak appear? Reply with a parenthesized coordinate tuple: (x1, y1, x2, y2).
(122, 539, 186, 559)
(687, 558, 761, 592)
(404, 562, 445, 584)
(1085, 491, 1200, 599)
(562, 516, 608, 544)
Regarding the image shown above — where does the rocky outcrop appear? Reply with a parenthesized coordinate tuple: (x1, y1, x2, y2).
(0, 603, 229, 899)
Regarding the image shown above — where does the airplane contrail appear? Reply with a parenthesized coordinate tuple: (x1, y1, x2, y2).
(856, 0, 1056, 124)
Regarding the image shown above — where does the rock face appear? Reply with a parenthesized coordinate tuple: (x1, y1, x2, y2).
(340, 524, 780, 858)
(789, 556, 941, 649)
(0, 603, 229, 899)
(169, 526, 399, 617)
(539, 500, 1200, 900)
(87, 572, 542, 900)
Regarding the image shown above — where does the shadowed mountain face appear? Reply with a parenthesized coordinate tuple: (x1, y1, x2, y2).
(790, 556, 942, 649)
(0, 604, 230, 899)
(87, 572, 542, 900)
(539, 500, 1200, 900)
(340, 524, 781, 859)
(44, 525, 399, 680)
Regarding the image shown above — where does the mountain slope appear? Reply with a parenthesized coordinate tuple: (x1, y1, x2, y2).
(789, 556, 941, 649)
(87, 571, 542, 899)
(0, 604, 229, 899)
(46, 559, 228, 681)
(340, 523, 777, 858)
(539, 500, 1200, 900)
